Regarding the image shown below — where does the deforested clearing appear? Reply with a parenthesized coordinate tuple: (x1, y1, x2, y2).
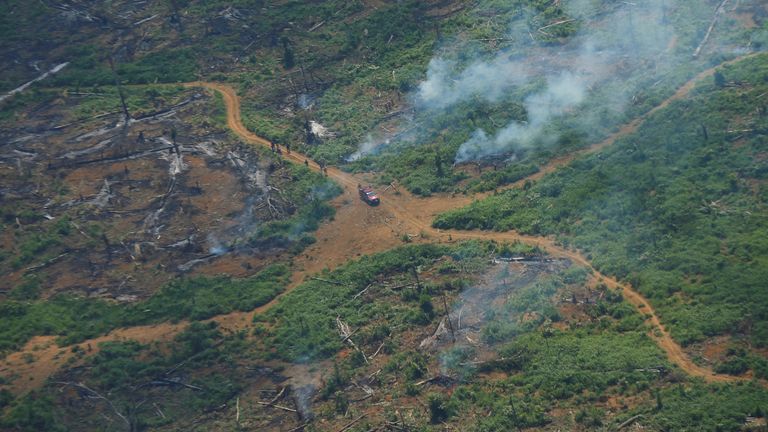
(1, 1, 768, 431)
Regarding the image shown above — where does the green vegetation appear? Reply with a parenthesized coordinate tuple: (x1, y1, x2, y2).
(465, 162, 540, 193)
(1, 0, 755, 200)
(2, 1, 768, 431)
(245, 164, 341, 253)
(496, 330, 664, 399)
(0, 392, 65, 432)
(714, 345, 768, 379)
(647, 382, 768, 431)
(1, 323, 247, 431)
(0, 264, 288, 353)
(136, 264, 289, 322)
(8, 217, 71, 270)
(49, 47, 197, 88)
(435, 55, 768, 353)
(259, 243, 471, 361)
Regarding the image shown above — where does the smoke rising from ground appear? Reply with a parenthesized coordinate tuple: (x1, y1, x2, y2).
(351, 0, 762, 164)
(444, 0, 679, 162)
(415, 56, 531, 110)
(455, 71, 587, 162)
(346, 134, 389, 161)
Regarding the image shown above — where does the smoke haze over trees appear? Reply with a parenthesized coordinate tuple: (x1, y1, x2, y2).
(351, 0, 765, 163)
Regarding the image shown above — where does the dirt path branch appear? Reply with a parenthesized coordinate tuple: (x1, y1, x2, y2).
(2, 53, 763, 396)
(175, 54, 768, 385)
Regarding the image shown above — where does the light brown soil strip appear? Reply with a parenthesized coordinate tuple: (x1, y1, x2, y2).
(2, 54, 762, 395)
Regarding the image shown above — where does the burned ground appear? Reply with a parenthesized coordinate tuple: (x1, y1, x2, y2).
(0, 86, 332, 302)
(2, 1, 768, 431)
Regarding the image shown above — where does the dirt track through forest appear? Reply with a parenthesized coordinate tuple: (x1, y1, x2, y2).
(2, 54, 762, 394)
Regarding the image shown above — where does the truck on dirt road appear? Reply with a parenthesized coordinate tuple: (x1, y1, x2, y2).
(358, 184, 380, 205)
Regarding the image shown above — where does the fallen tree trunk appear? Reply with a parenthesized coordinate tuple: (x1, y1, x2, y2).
(352, 283, 373, 300)
(538, 18, 575, 32)
(54, 381, 130, 429)
(693, 0, 729, 58)
(26, 252, 69, 271)
(0, 63, 69, 104)
(150, 379, 203, 391)
(51, 111, 122, 130)
(256, 401, 297, 412)
(337, 414, 366, 432)
(618, 414, 644, 430)
(55, 146, 175, 169)
(336, 317, 368, 364)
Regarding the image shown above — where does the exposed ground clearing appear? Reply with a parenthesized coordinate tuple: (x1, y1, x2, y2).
(3, 53, 763, 395)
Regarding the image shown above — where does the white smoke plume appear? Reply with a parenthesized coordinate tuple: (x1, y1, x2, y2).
(416, 56, 532, 110)
(455, 71, 587, 162)
(347, 0, 759, 163)
(346, 133, 389, 162)
(207, 233, 229, 256)
(448, 0, 681, 162)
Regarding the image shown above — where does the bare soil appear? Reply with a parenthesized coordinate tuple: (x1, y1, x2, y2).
(2, 53, 763, 396)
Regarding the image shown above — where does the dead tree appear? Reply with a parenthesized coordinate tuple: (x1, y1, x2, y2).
(298, 56, 310, 93)
(171, 127, 180, 155)
(411, 266, 421, 292)
(442, 292, 455, 343)
(336, 317, 368, 364)
(693, 0, 729, 58)
(108, 56, 131, 123)
(54, 381, 132, 431)
(169, 0, 184, 33)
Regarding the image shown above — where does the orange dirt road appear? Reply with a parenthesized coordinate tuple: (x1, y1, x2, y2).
(2, 54, 762, 395)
